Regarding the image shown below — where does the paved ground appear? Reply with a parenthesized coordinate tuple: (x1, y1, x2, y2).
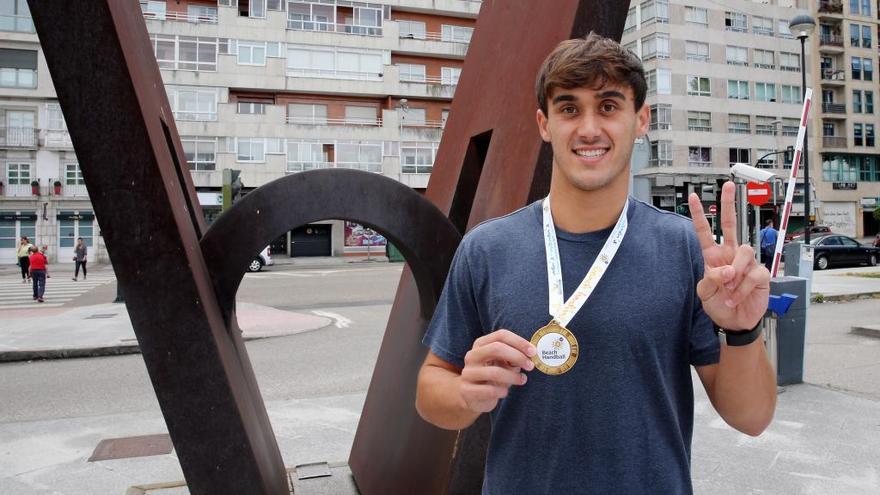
(0, 261, 878, 494)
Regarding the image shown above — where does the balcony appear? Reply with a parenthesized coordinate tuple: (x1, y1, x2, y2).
(0, 127, 38, 148)
(821, 69, 846, 85)
(287, 19, 382, 36)
(0, 13, 35, 33)
(397, 30, 469, 59)
(2, 184, 32, 197)
(822, 102, 847, 114)
(61, 184, 89, 197)
(143, 11, 218, 24)
(286, 161, 382, 173)
(44, 129, 73, 149)
(818, 1, 843, 15)
(819, 34, 844, 51)
(823, 136, 847, 148)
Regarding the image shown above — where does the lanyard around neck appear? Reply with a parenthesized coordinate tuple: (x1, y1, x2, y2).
(541, 196, 629, 328)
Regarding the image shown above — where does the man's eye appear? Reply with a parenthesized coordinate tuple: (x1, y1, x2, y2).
(601, 103, 617, 113)
(561, 106, 577, 114)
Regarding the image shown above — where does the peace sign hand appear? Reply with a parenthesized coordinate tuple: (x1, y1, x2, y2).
(688, 182, 770, 331)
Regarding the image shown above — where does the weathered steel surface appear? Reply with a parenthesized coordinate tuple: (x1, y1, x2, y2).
(348, 1, 630, 493)
(27, 2, 288, 493)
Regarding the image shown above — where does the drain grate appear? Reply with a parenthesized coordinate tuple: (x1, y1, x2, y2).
(88, 434, 173, 462)
(85, 313, 118, 319)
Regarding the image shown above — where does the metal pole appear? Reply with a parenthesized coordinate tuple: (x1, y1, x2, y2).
(800, 35, 811, 245)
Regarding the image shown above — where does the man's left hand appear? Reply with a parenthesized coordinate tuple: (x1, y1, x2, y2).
(688, 182, 770, 331)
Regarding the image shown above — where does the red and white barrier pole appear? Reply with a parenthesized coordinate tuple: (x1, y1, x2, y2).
(771, 88, 813, 277)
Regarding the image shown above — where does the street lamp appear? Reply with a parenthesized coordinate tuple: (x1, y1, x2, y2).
(790, 14, 815, 244)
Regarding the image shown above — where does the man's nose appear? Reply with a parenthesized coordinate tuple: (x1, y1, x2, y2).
(576, 112, 602, 140)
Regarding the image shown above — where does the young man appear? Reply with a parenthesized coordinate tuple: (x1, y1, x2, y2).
(760, 219, 778, 270)
(416, 33, 776, 494)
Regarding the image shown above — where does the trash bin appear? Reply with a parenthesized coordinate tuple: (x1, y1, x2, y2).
(766, 276, 808, 385)
(386, 241, 404, 263)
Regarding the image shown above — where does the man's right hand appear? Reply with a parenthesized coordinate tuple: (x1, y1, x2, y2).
(459, 329, 537, 413)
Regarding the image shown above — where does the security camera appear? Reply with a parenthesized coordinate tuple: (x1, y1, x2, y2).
(729, 163, 778, 183)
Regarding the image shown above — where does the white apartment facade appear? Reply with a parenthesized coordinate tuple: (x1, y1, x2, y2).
(0, 0, 480, 263)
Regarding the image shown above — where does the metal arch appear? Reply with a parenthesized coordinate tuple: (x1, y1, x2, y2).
(200, 168, 462, 322)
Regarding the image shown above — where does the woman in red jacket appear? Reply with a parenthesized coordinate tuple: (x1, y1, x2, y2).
(28, 246, 48, 303)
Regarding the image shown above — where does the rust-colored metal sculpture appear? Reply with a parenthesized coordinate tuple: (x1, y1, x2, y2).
(28, 0, 627, 493)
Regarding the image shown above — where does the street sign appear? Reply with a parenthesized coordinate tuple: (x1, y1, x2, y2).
(746, 181, 772, 206)
(708, 204, 717, 216)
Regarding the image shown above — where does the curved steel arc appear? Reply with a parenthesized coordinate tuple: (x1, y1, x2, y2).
(200, 169, 462, 322)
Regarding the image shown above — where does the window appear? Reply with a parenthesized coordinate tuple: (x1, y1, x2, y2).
(868, 124, 875, 146)
(337, 141, 382, 172)
(725, 12, 747, 32)
(755, 82, 776, 102)
(237, 102, 267, 114)
(287, 1, 335, 31)
(822, 156, 859, 181)
(782, 118, 799, 136)
(268, 0, 284, 10)
(646, 68, 671, 95)
(688, 147, 711, 167)
(854, 123, 864, 146)
(288, 103, 327, 124)
(350, 6, 383, 35)
(649, 104, 671, 130)
(401, 142, 439, 174)
(441, 67, 462, 85)
(238, 41, 267, 65)
(850, 0, 871, 16)
(624, 7, 636, 33)
(188, 4, 218, 21)
(867, 91, 874, 113)
(267, 42, 283, 58)
(149, 35, 217, 71)
(687, 111, 711, 132)
(756, 116, 778, 135)
(853, 90, 863, 113)
(441, 24, 473, 43)
(0, 0, 34, 33)
(823, 122, 836, 137)
(863, 25, 872, 48)
(64, 163, 84, 185)
(687, 76, 710, 96)
(780, 52, 800, 71)
(6, 162, 30, 184)
(182, 137, 216, 171)
(728, 114, 750, 134)
(685, 6, 708, 26)
(850, 23, 861, 46)
(650, 140, 673, 167)
(641, 0, 669, 24)
(756, 149, 777, 168)
(140, 1, 166, 19)
(167, 86, 218, 121)
(399, 20, 426, 39)
(729, 148, 750, 166)
(237, 138, 266, 162)
(859, 156, 880, 181)
(778, 20, 793, 38)
(726, 46, 748, 66)
(781, 85, 801, 104)
(642, 33, 670, 60)
(686, 41, 709, 62)
(753, 49, 774, 69)
(46, 102, 66, 130)
(287, 141, 329, 172)
(753, 16, 773, 36)
(728, 80, 749, 100)
(865, 58, 873, 80)
(5, 110, 34, 146)
(398, 63, 426, 82)
(287, 45, 385, 80)
(240, 0, 267, 18)
(344, 105, 378, 125)
(401, 108, 426, 126)
(0, 48, 37, 88)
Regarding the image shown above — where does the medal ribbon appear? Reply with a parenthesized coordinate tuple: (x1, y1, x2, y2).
(542, 196, 629, 328)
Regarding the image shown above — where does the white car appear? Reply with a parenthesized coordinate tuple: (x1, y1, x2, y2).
(248, 246, 274, 272)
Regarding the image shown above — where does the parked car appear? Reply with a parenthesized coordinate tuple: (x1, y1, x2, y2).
(874, 233, 880, 248)
(785, 225, 832, 243)
(809, 234, 879, 270)
(248, 246, 274, 272)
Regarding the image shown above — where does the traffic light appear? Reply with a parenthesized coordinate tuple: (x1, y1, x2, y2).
(222, 168, 243, 211)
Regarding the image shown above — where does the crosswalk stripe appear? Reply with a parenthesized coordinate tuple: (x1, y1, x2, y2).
(0, 302, 65, 309)
(0, 298, 75, 306)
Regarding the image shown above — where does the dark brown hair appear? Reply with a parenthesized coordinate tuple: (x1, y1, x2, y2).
(535, 32, 647, 115)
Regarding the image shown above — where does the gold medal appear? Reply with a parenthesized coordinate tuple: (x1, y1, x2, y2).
(530, 320, 579, 375)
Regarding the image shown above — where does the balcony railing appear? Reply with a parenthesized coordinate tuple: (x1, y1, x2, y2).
(287, 20, 382, 36)
(823, 136, 847, 147)
(820, 34, 844, 47)
(401, 120, 444, 128)
(0, 13, 35, 33)
(400, 76, 458, 86)
(286, 161, 382, 173)
(62, 184, 89, 197)
(44, 129, 73, 148)
(818, 1, 843, 14)
(399, 32, 471, 44)
(2, 184, 32, 197)
(822, 69, 846, 81)
(822, 102, 847, 113)
(0, 127, 38, 148)
(286, 117, 383, 126)
(143, 11, 218, 24)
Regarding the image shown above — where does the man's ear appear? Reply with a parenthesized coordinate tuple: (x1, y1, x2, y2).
(536, 108, 551, 142)
(636, 104, 650, 137)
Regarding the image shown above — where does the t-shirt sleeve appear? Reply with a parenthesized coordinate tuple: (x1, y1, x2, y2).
(422, 237, 486, 369)
(688, 232, 721, 367)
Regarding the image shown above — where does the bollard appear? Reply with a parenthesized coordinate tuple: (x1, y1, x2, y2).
(766, 277, 808, 385)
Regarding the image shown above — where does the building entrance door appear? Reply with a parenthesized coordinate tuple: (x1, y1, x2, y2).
(291, 224, 331, 257)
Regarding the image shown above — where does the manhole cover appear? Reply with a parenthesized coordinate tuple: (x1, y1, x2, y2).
(89, 434, 173, 462)
(85, 313, 118, 319)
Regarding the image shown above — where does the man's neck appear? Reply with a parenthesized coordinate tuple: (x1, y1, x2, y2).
(549, 183, 629, 234)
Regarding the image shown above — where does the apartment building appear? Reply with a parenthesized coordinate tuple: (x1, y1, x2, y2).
(623, 0, 812, 231)
(0, 0, 480, 263)
(812, 0, 880, 237)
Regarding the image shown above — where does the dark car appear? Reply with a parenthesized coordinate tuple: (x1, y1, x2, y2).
(785, 225, 832, 242)
(810, 234, 879, 270)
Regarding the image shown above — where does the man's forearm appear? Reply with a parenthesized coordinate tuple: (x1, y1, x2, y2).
(416, 365, 480, 431)
(711, 339, 777, 436)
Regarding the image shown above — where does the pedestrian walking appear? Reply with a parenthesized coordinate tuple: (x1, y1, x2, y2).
(28, 245, 48, 303)
(16, 236, 33, 283)
(72, 237, 87, 281)
(760, 219, 778, 271)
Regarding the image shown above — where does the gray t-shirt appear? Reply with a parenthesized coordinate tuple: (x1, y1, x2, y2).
(423, 198, 720, 495)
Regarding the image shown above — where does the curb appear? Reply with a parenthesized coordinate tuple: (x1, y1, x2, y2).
(811, 291, 880, 303)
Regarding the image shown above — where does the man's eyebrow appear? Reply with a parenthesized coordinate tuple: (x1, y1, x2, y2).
(597, 90, 626, 100)
(551, 94, 577, 105)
